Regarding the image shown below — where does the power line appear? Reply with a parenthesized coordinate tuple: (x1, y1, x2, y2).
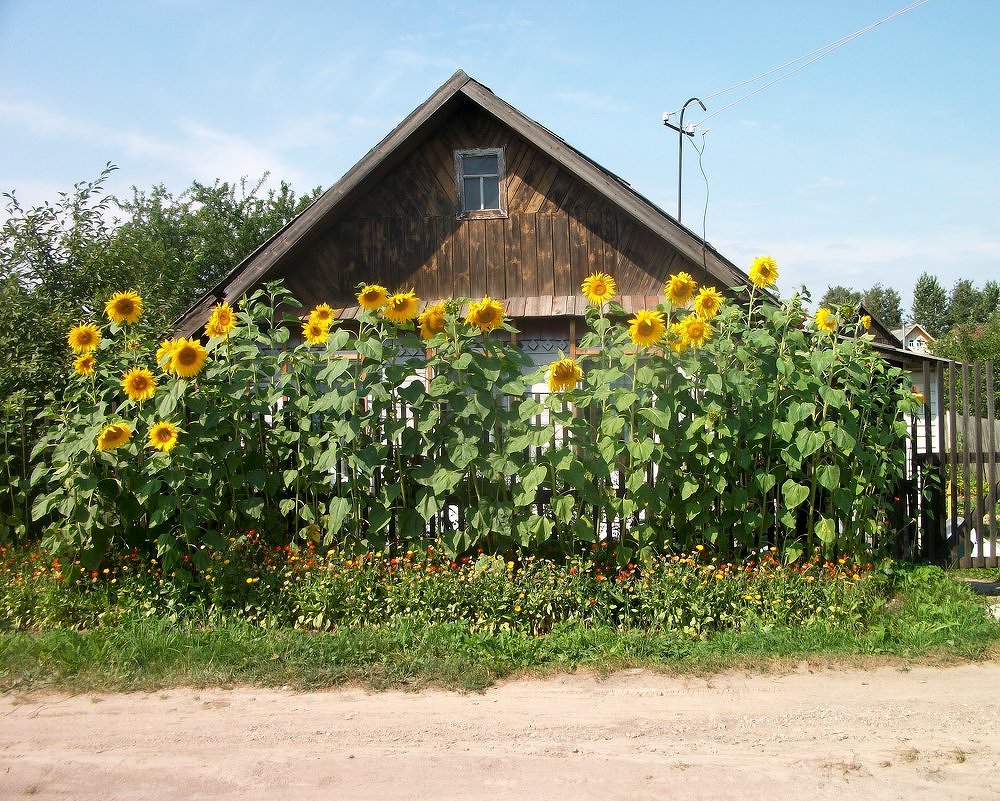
(672, 0, 931, 127)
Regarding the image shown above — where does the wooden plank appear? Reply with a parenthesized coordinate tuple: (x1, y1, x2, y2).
(537, 168, 575, 215)
(468, 220, 487, 297)
(518, 214, 538, 297)
(452, 218, 471, 298)
(502, 139, 533, 212)
(585, 215, 605, 277)
(949, 363, 959, 565)
(569, 216, 589, 288)
(922, 360, 933, 560)
(485, 219, 506, 298)
(987, 362, 998, 564)
(524, 162, 560, 214)
(974, 363, 986, 566)
(962, 361, 972, 567)
(535, 214, 554, 297)
(936, 363, 947, 562)
(552, 215, 572, 296)
(503, 215, 521, 299)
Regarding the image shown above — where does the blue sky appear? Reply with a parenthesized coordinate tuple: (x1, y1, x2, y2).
(1, 0, 997, 315)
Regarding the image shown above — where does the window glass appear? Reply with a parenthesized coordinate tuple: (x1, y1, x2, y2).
(462, 177, 482, 211)
(463, 155, 498, 176)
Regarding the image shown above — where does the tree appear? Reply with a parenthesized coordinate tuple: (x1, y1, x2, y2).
(971, 280, 1000, 322)
(819, 285, 861, 311)
(861, 284, 903, 329)
(948, 279, 980, 328)
(911, 272, 950, 337)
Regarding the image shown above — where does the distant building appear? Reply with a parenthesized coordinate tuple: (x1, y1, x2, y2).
(892, 323, 936, 354)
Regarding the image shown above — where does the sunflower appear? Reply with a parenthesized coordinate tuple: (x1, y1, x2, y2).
(465, 296, 505, 332)
(357, 284, 389, 311)
(309, 303, 335, 328)
(670, 322, 687, 353)
(912, 388, 925, 405)
(104, 291, 143, 324)
(664, 272, 697, 307)
(418, 302, 447, 340)
(155, 339, 178, 371)
(748, 256, 779, 289)
(382, 290, 421, 324)
(148, 421, 179, 453)
(205, 301, 236, 338)
(67, 324, 101, 353)
(73, 353, 96, 377)
(547, 357, 582, 393)
(693, 287, 724, 319)
(302, 318, 329, 345)
(96, 422, 132, 452)
(581, 273, 617, 306)
(169, 338, 208, 378)
(121, 367, 157, 402)
(861, 314, 872, 330)
(628, 309, 666, 348)
(680, 315, 712, 348)
(814, 307, 838, 333)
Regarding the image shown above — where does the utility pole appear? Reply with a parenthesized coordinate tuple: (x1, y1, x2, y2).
(662, 98, 706, 224)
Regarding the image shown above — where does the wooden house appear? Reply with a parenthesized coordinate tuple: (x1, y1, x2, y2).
(174, 70, 767, 362)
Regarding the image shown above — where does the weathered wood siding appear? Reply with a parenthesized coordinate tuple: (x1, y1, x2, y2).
(282, 99, 711, 310)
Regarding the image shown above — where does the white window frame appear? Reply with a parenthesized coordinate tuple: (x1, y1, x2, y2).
(454, 147, 507, 220)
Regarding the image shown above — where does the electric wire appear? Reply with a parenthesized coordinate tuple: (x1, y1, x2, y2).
(667, 0, 931, 127)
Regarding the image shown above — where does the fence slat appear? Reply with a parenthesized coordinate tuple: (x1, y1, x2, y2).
(987, 362, 997, 564)
(961, 362, 972, 567)
(973, 363, 987, 566)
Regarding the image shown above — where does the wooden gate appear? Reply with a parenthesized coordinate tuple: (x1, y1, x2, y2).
(909, 360, 1000, 566)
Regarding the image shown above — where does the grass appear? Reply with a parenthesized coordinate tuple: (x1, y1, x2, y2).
(2, 564, 998, 693)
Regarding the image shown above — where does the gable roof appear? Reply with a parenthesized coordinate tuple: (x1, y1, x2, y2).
(175, 70, 759, 336)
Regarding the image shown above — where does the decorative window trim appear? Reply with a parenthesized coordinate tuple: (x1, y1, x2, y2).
(454, 147, 507, 220)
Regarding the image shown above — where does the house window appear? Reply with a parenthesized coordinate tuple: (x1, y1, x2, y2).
(455, 147, 507, 219)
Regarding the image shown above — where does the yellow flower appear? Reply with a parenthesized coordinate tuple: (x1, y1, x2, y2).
(628, 309, 666, 348)
(680, 316, 712, 348)
(155, 339, 178, 371)
(382, 290, 420, 324)
(121, 367, 157, 402)
(148, 421, 179, 453)
(693, 287, 724, 319)
(418, 302, 447, 340)
(670, 322, 687, 353)
(861, 314, 872, 330)
(73, 353, 96, 377)
(357, 284, 389, 311)
(814, 307, 838, 333)
(96, 422, 132, 451)
(302, 318, 329, 345)
(168, 337, 208, 378)
(67, 324, 101, 353)
(664, 272, 697, 306)
(309, 303, 335, 328)
(748, 256, 779, 289)
(466, 296, 505, 332)
(581, 272, 617, 306)
(547, 357, 582, 393)
(912, 388, 925, 405)
(205, 301, 236, 338)
(104, 291, 143, 324)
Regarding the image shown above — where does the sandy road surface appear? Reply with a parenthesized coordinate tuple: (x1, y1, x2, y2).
(2, 662, 999, 800)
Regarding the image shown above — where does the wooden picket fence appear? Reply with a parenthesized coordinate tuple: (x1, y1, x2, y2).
(904, 359, 999, 566)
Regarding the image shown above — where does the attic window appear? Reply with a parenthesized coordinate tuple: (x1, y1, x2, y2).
(455, 147, 507, 219)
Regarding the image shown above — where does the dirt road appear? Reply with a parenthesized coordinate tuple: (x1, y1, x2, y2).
(2, 662, 999, 800)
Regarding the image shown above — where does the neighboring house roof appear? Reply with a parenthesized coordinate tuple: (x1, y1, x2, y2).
(856, 301, 902, 349)
(174, 70, 763, 336)
(891, 322, 936, 349)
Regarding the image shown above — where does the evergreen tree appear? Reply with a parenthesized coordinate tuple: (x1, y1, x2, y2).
(911, 272, 950, 337)
(948, 279, 980, 328)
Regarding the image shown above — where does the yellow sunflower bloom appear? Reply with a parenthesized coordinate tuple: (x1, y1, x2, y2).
(168, 338, 208, 378)
(814, 307, 838, 333)
(912, 387, 925, 405)
(664, 272, 697, 307)
(547, 357, 582, 393)
(205, 302, 236, 338)
(309, 303, 335, 328)
(155, 339, 178, 371)
(680, 315, 712, 348)
(104, 291, 143, 324)
(581, 273, 617, 306)
(121, 367, 157, 402)
(73, 353, 96, 377)
(67, 324, 101, 353)
(670, 322, 687, 353)
(693, 287, 724, 320)
(418, 302, 447, 340)
(357, 284, 389, 311)
(748, 256, 779, 289)
(302, 319, 329, 345)
(465, 296, 505, 332)
(382, 290, 421, 325)
(96, 422, 132, 452)
(861, 314, 872, 330)
(628, 309, 666, 348)
(148, 421, 179, 453)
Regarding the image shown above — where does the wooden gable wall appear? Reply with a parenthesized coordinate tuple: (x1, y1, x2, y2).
(279, 98, 714, 312)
